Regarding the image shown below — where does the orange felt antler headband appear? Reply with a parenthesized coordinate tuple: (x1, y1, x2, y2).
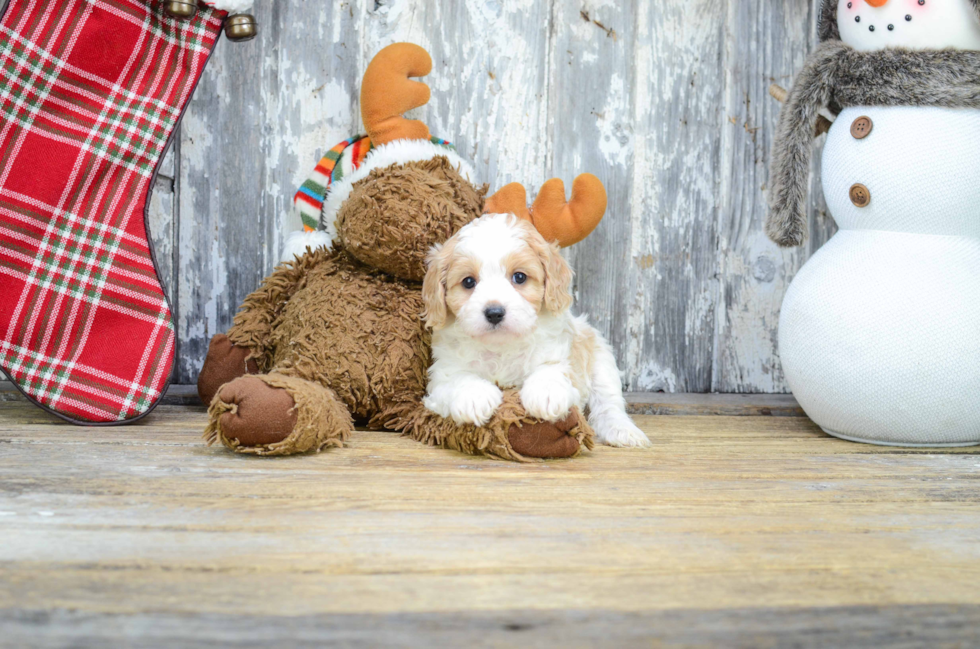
(361, 43, 432, 146)
(484, 174, 607, 248)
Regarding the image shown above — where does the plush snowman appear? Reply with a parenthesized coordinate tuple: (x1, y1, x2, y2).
(768, 0, 980, 446)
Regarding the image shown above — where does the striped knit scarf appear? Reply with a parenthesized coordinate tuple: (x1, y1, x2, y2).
(293, 134, 456, 233)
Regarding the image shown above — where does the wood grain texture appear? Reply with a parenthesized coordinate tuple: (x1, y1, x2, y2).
(625, 0, 725, 393)
(626, 391, 805, 416)
(551, 0, 637, 391)
(147, 145, 176, 303)
(1, 400, 978, 645)
(713, 0, 835, 392)
(4, 606, 980, 648)
(0, 380, 807, 414)
(175, 2, 365, 383)
(162, 0, 835, 391)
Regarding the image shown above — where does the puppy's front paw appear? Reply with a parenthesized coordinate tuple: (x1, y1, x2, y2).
(521, 376, 575, 422)
(597, 420, 652, 448)
(448, 382, 503, 426)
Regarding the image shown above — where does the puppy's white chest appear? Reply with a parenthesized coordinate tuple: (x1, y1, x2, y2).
(469, 349, 529, 389)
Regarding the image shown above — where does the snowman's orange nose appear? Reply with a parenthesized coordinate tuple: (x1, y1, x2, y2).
(864, 0, 889, 6)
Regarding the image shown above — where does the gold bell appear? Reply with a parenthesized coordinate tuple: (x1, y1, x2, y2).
(162, 0, 197, 19)
(225, 14, 257, 42)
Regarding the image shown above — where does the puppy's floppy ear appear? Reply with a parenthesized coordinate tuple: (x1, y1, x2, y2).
(421, 242, 451, 330)
(540, 238, 573, 313)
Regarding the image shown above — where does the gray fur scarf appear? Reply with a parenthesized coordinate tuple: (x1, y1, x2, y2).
(767, 5, 980, 247)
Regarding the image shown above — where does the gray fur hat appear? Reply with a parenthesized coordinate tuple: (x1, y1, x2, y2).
(767, 0, 980, 247)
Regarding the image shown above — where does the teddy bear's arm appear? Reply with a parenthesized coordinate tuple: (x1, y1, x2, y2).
(226, 248, 333, 369)
(388, 390, 593, 462)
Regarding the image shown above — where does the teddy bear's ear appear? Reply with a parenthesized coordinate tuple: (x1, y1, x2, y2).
(361, 43, 433, 146)
(530, 174, 607, 248)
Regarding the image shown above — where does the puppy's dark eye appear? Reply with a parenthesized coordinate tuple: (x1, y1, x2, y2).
(461, 277, 477, 289)
(512, 272, 527, 285)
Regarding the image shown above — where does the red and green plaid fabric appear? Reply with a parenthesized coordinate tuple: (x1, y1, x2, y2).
(0, 0, 225, 423)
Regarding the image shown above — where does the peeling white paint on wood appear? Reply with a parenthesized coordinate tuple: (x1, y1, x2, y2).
(712, 0, 834, 393)
(147, 144, 175, 302)
(155, 0, 831, 390)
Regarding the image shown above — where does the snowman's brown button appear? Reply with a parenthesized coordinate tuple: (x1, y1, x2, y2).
(850, 116, 873, 139)
(849, 183, 871, 207)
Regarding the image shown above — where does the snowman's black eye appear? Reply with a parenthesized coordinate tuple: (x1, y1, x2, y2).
(855, 15, 861, 22)
(906, 14, 912, 21)
(888, 24, 894, 30)
(919, 0, 925, 5)
(847, 1, 853, 7)
(869, 25, 875, 31)
(461, 277, 476, 290)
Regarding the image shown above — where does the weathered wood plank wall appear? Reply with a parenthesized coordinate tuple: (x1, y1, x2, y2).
(151, 0, 836, 391)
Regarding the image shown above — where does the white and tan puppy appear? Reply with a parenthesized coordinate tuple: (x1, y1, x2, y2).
(421, 213, 650, 448)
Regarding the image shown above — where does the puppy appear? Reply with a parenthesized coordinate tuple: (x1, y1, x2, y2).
(421, 213, 651, 448)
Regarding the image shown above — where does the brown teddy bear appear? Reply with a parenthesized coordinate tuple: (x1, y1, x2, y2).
(197, 43, 606, 461)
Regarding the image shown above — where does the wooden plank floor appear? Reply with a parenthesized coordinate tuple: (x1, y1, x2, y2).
(1, 399, 979, 647)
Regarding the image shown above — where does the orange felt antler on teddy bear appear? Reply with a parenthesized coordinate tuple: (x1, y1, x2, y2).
(484, 174, 608, 247)
(360, 43, 433, 146)
(360, 41, 605, 248)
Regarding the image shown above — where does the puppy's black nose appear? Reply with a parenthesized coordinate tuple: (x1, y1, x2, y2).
(484, 305, 506, 325)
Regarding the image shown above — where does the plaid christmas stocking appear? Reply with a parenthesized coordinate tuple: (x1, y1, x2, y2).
(0, 0, 225, 423)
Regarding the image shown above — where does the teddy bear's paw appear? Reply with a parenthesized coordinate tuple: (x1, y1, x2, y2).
(197, 334, 258, 405)
(447, 382, 503, 426)
(215, 375, 297, 447)
(507, 411, 582, 459)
